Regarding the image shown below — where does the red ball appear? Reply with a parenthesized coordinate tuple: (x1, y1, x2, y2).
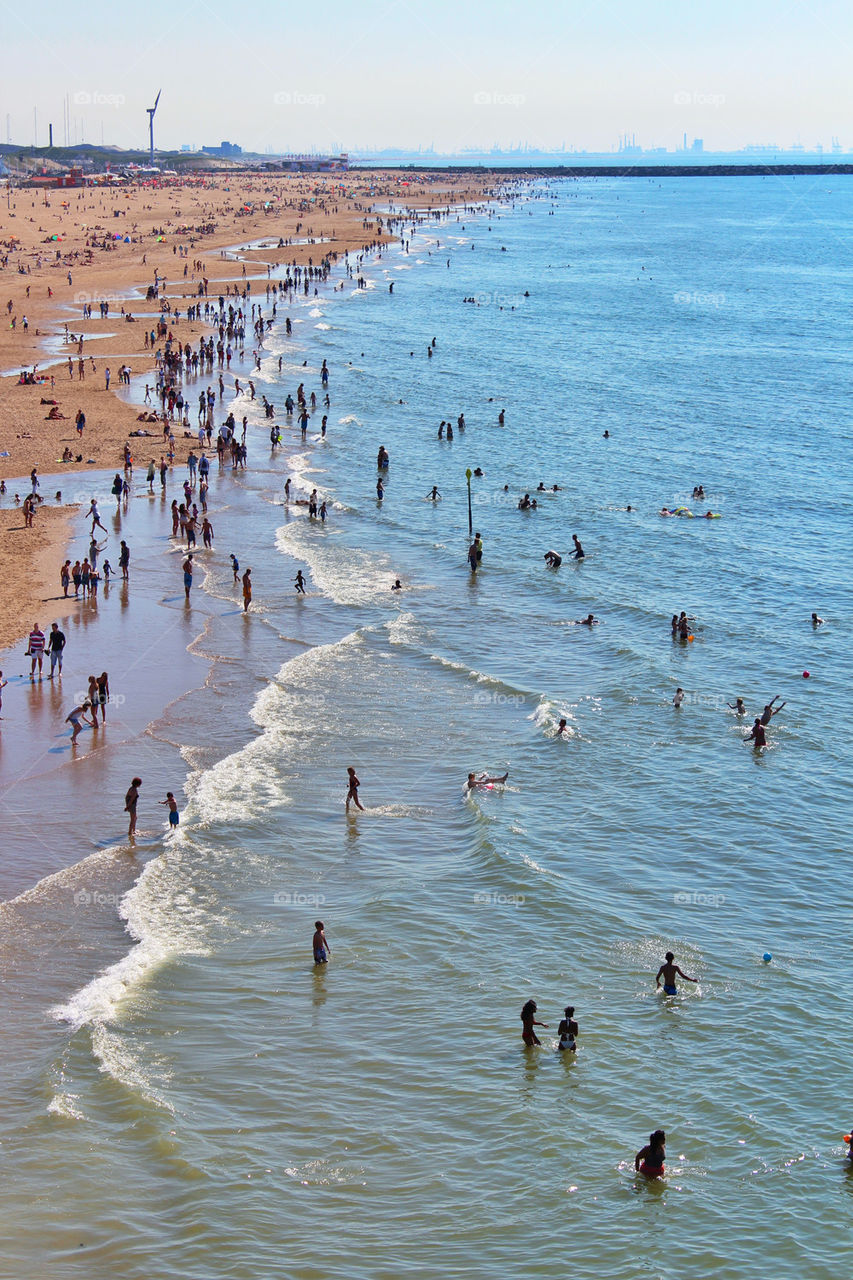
(803, 671, 810, 678)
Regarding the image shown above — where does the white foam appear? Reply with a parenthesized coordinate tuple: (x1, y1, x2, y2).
(276, 521, 396, 606)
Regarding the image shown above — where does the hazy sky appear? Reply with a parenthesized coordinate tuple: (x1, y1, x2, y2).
(1, 0, 850, 153)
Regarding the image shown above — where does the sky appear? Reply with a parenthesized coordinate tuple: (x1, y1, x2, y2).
(1, 0, 851, 154)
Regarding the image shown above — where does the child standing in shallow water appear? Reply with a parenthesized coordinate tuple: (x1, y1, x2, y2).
(313, 921, 330, 964)
(159, 791, 179, 833)
(346, 767, 364, 813)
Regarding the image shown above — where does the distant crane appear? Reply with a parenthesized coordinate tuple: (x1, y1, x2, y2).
(146, 89, 161, 166)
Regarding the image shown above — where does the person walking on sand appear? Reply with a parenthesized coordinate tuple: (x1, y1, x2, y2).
(27, 623, 46, 679)
(125, 777, 142, 841)
(183, 554, 194, 599)
(635, 1130, 666, 1179)
(47, 623, 66, 678)
(313, 921, 330, 964)
(656, 951, 698, 996)
(159, 791, 180, 834)
(346, 766, 365, 813)
(520, 999, 548, 1046)
(242, 568, 253, 612)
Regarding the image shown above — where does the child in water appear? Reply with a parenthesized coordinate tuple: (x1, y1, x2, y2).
(313, 921, 330, 964)
(159, 791, 180, 832)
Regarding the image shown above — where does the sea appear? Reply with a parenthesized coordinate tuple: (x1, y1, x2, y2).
(1, 174, 851, 1280)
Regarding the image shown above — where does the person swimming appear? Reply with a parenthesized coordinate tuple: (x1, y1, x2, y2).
(557, 718, 568, 736)
(466, 771, 509, 791)
(728, 697, 747, 715)
(520, 999, 547, 1046)
(656, 951, 697, 996)
(557, 1005, 578, 1052)
(576, 613, 599, 626)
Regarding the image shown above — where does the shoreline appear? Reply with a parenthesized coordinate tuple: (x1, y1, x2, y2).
(0, 170, 507, 651)
(0, 188, 500, 898)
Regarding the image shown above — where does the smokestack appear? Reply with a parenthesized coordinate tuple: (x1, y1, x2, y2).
(49, 123, 53, 148)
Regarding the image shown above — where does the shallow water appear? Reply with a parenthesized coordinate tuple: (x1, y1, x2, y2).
(1, 176, 851, 1279)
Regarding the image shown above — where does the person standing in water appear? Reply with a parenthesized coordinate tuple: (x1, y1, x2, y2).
(520, 999, 548, 1046)
(346, 766, 364, 813)
(557, 1006, 578, 1052)
(760, 696, 786, 726)
(125, 776, 142, 841)
(635, 1130, 666, 1178)
(745, 717, 767, 748)
(159, 791, 180, 833)
(313, 921, 330, 964)
(572, 534, 585, 560)
(656, 951, 697, 996)
(242, 568, 253, 613)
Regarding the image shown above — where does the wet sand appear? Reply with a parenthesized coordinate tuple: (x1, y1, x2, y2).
(0, 169, 503, 651)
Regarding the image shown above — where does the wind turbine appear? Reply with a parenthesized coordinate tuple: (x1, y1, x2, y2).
(146, 90, 161, 166)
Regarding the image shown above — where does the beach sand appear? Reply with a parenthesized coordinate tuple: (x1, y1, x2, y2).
(0, 170, 501, 648)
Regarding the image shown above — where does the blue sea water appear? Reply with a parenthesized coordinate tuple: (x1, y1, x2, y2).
(1, 175, 852, 1279)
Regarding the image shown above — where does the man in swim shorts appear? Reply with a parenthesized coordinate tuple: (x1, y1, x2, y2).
(656, 951, 697, 996)
(183, 554, 194, 599)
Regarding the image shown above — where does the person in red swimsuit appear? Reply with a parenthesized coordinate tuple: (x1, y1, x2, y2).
(635, 1130, 666, 1178)
(520, 999, 548, 1046)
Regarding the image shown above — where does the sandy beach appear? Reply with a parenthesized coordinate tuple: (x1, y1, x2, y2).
(0, 169, 500, 649)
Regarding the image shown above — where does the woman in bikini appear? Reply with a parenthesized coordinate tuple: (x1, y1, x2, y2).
(520, 999, 548, 1047)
